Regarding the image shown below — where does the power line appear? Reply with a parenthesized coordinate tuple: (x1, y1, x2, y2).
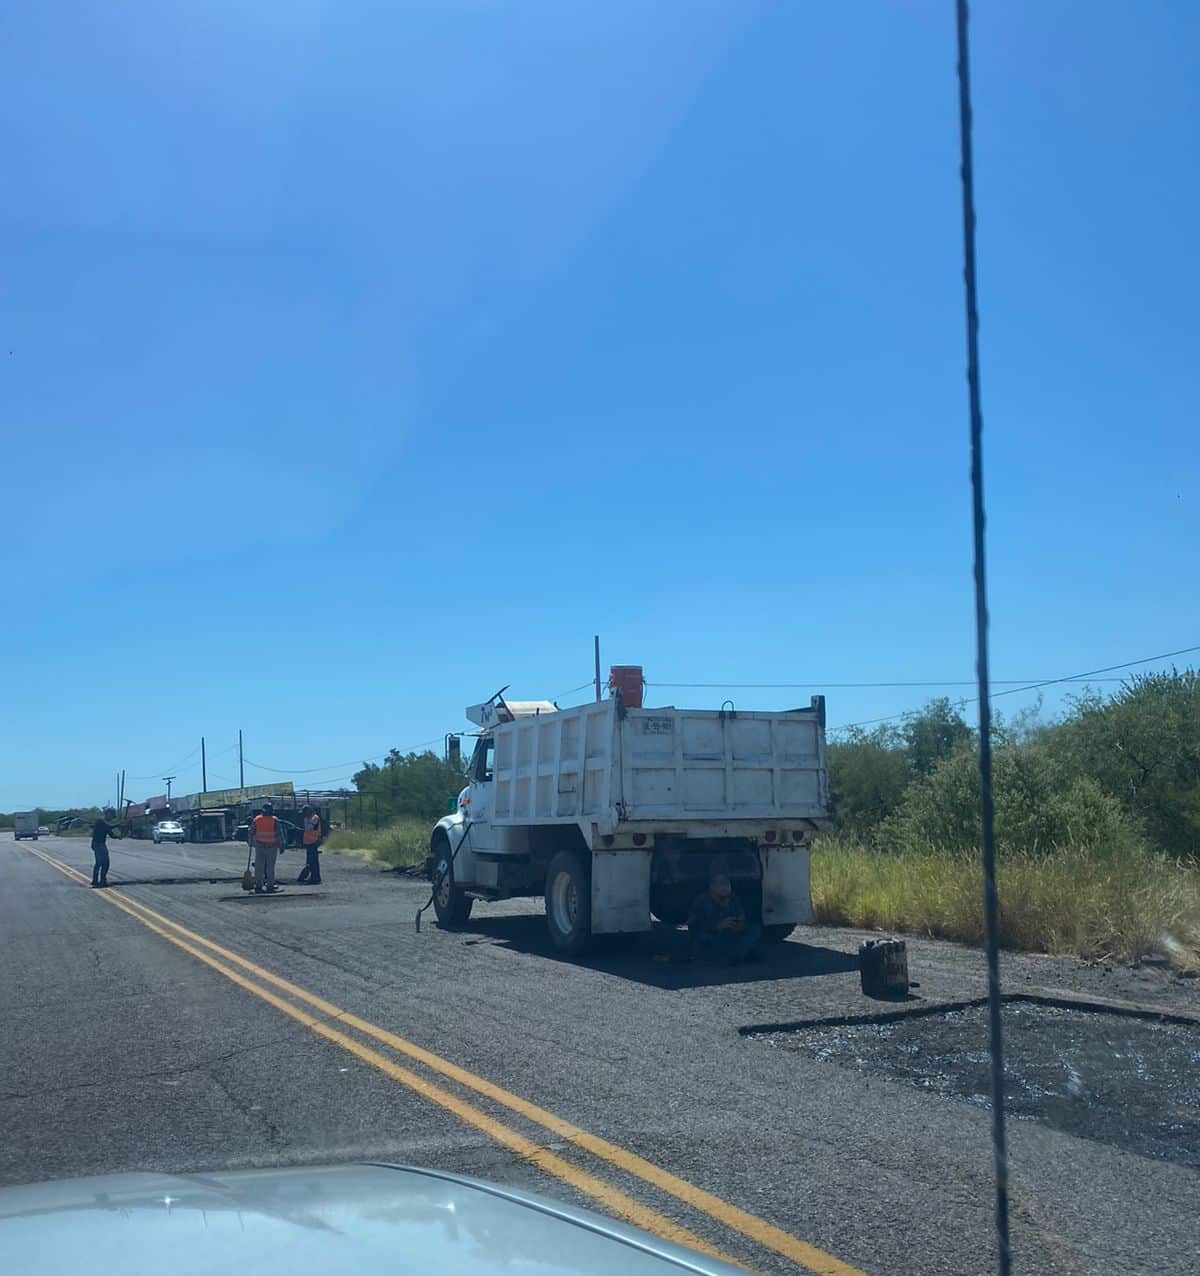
(243, 735, 446, 778)
(127, 742, 202, 783)
(243, 757, 353, 776)
(828, 642, 1200, 733)
(550, 680, 595, 702)
(287, 776, 360, 791)
(649, 677, 1127, 690)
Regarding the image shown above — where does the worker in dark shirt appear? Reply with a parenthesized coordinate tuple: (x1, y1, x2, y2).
(90, 809, 122, 888)
(687, 873, 763, 965)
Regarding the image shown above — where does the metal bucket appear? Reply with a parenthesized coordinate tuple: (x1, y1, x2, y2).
(859, 938, 909, 997)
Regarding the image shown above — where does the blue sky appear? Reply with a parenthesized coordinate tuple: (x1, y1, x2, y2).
(3, 1, 1197, 810)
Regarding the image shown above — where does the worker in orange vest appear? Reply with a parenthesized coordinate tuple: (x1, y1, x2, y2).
(250, 800, 284, 894)
(297, 804, 323, 886)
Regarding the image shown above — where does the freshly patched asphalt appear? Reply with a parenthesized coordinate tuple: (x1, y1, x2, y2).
(753, 1001, 1200, 1170)
(4, 834, 1198, 1275)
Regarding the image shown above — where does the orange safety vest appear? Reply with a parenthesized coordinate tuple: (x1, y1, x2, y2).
(302, 814, 321, 846)
(252, 813, 278, 845)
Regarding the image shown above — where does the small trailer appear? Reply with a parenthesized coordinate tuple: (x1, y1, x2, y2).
(429, 689, 831, 954)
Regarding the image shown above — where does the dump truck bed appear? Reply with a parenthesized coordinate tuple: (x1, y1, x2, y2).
(491, 698, 830, 836)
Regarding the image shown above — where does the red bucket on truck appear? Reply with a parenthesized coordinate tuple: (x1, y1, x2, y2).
(608, 665, 645, 709)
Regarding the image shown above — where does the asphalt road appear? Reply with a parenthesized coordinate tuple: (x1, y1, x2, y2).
(3, 834, 1197, 1275)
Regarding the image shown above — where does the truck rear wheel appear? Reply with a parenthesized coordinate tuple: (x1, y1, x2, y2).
(545, 850, 591, 956)
(431, 832, 473, 928)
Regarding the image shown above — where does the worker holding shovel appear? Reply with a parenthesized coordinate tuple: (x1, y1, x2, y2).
(249, 801, 285, 894)
(90, 808, 123, 888)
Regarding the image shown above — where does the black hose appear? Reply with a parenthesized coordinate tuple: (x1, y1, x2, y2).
(415, 820, 472, 932)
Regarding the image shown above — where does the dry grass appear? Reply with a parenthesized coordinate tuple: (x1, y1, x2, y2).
(323, 818, 429, 870)
(812, 835, 1200, 969)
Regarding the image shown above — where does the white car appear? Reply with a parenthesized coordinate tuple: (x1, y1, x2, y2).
(152, 820, 185, 844)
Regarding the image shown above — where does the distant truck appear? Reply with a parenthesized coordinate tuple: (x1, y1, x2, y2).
(13, 812, 40, 841)
(428, 687, 831, 955)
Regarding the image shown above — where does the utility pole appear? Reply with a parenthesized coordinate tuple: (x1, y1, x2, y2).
(238, 729, 244, 790)
(594, 634, 602, 702)
(163, 776, 175, 803)
(201, 737, 207, 794)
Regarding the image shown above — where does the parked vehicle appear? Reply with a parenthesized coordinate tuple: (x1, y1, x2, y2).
(13, 812, 39, 841)
(0, 1163, 743, 1276)
(37, 825, 50, 836)
(428, 682, 831, 954)
(152, 820, 185, 844)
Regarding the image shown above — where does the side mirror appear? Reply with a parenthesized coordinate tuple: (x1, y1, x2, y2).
(446, 797, 458, 814)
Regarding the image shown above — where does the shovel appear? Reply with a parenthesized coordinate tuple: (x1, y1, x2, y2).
(241, 842, 254, 892)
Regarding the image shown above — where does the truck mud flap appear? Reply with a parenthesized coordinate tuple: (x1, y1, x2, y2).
(759, 846, 813, 926)
(590, 850, 652, 934)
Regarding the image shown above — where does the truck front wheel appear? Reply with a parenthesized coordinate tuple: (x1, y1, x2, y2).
(545, 850, 591, 956)
(431, 832, 473, 928)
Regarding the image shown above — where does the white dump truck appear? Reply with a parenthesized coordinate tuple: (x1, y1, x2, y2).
(428, 690, 831, 954)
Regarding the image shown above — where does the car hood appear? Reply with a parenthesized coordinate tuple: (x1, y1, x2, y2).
(0, 1163, 743, 1276)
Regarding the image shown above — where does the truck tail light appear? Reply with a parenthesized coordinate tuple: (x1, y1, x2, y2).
(632, 833, 647, 846)
(764, 829, 777, 843)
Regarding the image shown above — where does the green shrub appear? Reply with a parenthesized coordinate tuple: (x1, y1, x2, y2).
(827, 699, 973, 839)
(351, 750, 467, 824)
(827, 728, 910, 839)
(1053, 671, 1200, 857)
(880, 741, 1141, 857)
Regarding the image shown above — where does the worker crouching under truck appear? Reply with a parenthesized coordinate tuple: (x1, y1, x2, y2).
(686, 872, 763, 965)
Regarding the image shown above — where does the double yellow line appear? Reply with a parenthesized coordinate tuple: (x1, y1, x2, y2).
(24, 845, 863, 1276)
